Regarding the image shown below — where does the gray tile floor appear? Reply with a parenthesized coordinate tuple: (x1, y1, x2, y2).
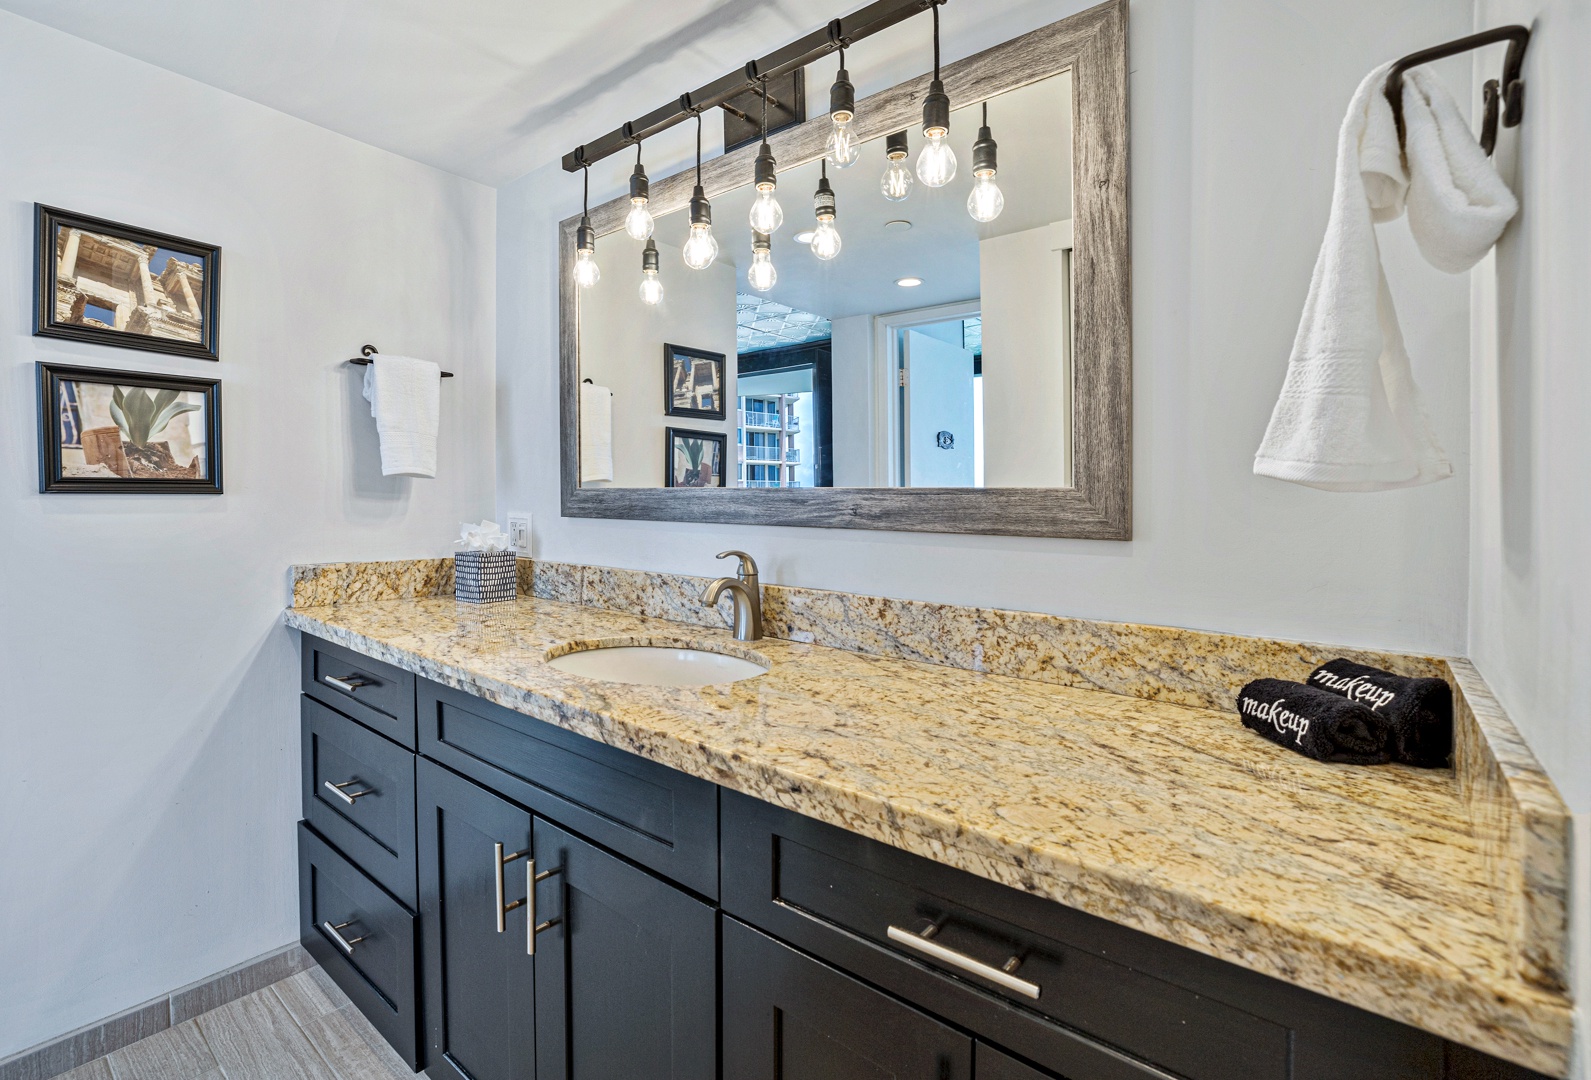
(54, 968, 410, 1080)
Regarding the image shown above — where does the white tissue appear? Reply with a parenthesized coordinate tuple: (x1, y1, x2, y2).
(456, 520, 511, 553)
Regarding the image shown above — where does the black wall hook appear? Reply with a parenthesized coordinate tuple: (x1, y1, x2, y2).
(1385, 25, 1529, 156)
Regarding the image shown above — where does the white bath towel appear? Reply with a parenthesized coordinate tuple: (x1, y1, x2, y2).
(1254, 64, 1516, 491)
(362, 355, 440, 477)
(580, 382, 613, 482)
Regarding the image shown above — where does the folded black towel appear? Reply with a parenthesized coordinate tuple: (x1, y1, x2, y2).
(1236, 679, 1392, 764)
(1306, 659, 1452, 768)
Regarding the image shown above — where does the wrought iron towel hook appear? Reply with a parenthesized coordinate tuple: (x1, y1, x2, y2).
(1384, 24, 1529, 156)
(346, 344, 455, 378)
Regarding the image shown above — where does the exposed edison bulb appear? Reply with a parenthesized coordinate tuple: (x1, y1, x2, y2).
(917, 130, 957, 188)
(810, 220, 842, 261)
(639, 270, 663, 305)
(826, 118, 860, 168)
(749, 188, 784, 234)
(573, 247, 600, 288)
(682, 224, 718, 270)
(747, 248, 777, 292)
(881, 156, 914, 202)
(624, 198, 654, 241)
(968, 174, 1004, 222)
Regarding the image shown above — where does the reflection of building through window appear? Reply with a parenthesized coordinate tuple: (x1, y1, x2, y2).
(54, 227, 204, 343)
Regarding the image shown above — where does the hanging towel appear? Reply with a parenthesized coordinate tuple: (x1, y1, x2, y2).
(362, 355, 440, 477)
(580, 382, 614, 483)
(1254, 64, 1514, 491)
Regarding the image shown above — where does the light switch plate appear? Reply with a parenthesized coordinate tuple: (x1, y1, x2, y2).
(506, 512, 532, 557)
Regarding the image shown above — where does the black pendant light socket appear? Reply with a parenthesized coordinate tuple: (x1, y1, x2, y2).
(577, 216, 595, 253)
(754, 141, 778, 189)
(814, 173, 837, 219)
(642, 237, 660, 272)
(629, 162, 650, 201)
(886, 130, 910, 159)
(972, 123, 997, 174)
(689, 184, 713, 227)
(751, 230, 772, 254)
(922, 78, 950, 138)
(829, 66, 855, 122)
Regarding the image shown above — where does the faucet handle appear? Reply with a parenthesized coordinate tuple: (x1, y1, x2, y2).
(715, 550, 758, 582)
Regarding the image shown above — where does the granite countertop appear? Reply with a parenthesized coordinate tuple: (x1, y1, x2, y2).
(285, 591, 1572, 1075)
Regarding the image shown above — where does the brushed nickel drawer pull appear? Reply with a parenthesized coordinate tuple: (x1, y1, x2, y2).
(494, 842, 529, 933)
(323, 674, 372, 693)
(526, 857, 563, 957)
(322, 920, 367, 955)
(887, 924, 1042, 1000)
(323, 779, 375, 805)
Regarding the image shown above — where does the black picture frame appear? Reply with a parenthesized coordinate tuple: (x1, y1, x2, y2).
(37, 362, 223, 494)
(34, 204, 221, 361)
(664, 343, 727, 421)
(665, 427, 727, 489)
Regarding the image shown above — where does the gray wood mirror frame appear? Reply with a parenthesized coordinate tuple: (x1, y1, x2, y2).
(560, 0, 1128, 539)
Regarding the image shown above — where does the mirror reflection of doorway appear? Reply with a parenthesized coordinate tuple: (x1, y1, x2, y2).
(902, 321, 980, 487)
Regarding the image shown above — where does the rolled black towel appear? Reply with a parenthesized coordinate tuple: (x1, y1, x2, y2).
(1306, 659, 1453, 768)
(1236, 679, 1392, 764)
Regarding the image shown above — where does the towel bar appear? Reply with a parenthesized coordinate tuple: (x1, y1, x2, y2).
(345, 344, 453, 378)
(1385, 25, 1529, 156)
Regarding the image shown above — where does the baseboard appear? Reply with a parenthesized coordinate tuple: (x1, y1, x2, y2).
(0, 943, 311, 1080)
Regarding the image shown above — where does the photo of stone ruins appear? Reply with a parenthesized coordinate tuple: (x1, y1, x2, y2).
(54, 226, 204, 342)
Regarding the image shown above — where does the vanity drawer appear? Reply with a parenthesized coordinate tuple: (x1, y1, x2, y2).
(302, 697, 417, 908)
(417, 680, 719, 898)
(720, 792, 1287, 1080)
(303, 637, 416, 748)
(297, 822, 420, 1069)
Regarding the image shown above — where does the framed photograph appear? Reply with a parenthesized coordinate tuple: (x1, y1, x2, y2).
(665, 427, 726, 488)
(34, 204, 220, 361)
(37, 363, 222, 494)
(663, 343, 726, 420)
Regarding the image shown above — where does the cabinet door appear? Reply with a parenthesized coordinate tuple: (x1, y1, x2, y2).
(418, 758, 536, 1080)
(723, 917, 973, 1080)
(533, 818, 716, 1080)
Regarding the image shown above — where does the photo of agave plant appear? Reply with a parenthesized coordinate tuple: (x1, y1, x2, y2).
(38, 362, 222, 493)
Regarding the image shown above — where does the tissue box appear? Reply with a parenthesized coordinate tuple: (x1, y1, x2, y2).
(454, 550, 517, 604)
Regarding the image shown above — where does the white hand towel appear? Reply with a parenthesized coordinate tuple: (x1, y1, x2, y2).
(1255, 64, 1514, 491)
(362, 355, 440, 477)
(580, 383, 613, 483)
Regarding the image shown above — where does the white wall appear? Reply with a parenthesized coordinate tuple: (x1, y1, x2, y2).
(0, 12, 496, 1057)
(498, 0, 1474, 655)
(1467, 0, 1591, 1070)
(829, 314, 874, 487)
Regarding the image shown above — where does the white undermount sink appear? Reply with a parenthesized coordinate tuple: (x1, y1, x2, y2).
(545, 643, 769, 687)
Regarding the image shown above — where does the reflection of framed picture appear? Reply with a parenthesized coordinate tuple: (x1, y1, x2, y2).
(665, 427, 726, 488)
(37, 363, 222, 494)
(34, 204, 221, 361)
(663, 343, 726, 420)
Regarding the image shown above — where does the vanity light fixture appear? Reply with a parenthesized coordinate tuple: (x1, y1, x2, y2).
(881, 131, 914, 202)
(574, 161, 601, 288)
(810, 160, 842, 261)
(967, 103, 1005, 222)
(682, 113, 719, 270)
(896, 276, 923, 287)
(825, 44, 860, 168)
(639, 238, 663, 304)
(748, 79, 785, 235)
(916, 1, 957, 188)
(748, 231, 778, 292)
(624, 141, 655, 241)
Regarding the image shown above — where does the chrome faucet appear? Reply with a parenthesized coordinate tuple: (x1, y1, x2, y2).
(701, 550, 762, 641)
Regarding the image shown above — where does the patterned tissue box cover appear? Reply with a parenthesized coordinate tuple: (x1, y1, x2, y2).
(454, 550, 517, 604)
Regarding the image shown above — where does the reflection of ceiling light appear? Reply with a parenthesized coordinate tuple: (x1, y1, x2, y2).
(884, 219, 913, 232)
(896, 276, 923, 287)
(793, 230, 816, 244)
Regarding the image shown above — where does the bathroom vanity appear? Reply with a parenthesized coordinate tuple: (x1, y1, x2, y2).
(286, 560, 1570, 1080)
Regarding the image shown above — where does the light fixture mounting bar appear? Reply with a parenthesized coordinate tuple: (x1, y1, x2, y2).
(560, 0, 943, 172)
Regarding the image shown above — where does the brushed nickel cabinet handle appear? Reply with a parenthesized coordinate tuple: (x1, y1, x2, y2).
(887, 924, 1042, 1000)
(323, 779, 375, 805)
(323, 675, 371, 693)
(525, 857, 563, 957)
(494, 842, 529, 933)
(322, 920, 367, 955)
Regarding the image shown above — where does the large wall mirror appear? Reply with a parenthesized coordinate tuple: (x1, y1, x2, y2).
(560, 0, 1128, 538)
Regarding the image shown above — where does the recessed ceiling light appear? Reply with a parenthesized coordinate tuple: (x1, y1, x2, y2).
(883, 219, 913, 232)
(896, 276, 923, 287)
(793, 230, 816, 244)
